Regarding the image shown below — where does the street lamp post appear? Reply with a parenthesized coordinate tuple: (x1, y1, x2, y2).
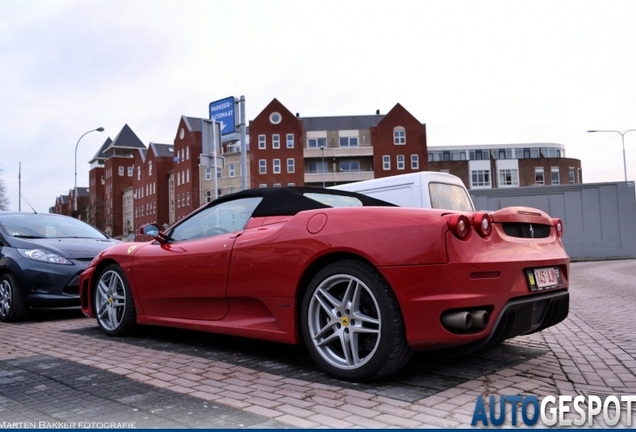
(320, 145, 325, 188)
(74, 127, 104, 212)
(587, 129, 636, 182)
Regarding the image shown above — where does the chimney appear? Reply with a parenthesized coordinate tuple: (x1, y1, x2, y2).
(376, 109, 380, 115)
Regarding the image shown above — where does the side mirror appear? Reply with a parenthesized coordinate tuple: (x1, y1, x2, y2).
(139, 223, 167, 242)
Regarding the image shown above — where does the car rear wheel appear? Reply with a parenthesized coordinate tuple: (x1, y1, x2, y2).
(0, 273, 28, 322)
(94, 264, 136, 336)
(301, 260, 413, 382)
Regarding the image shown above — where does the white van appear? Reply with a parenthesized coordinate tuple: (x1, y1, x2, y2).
(331, 171, 475, 211)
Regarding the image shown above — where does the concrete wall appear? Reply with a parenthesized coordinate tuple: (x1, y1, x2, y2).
(470, 181, 636, 260)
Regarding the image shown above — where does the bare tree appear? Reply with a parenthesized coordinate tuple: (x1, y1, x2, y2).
(0, 166, 9, 211)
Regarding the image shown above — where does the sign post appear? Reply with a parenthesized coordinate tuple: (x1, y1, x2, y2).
(201, 119, 223, 200)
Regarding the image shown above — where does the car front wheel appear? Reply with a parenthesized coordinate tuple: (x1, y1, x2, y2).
(94, 264, 137, 336)
(301, 260, 412, 382)
(0, 273, 28, 322)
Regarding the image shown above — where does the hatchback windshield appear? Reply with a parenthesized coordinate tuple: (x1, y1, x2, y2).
(0, 214, 109, 239)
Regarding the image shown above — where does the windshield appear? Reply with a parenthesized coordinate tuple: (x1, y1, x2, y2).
(0, 214, 109, 239)
(429, 182, 475, 211)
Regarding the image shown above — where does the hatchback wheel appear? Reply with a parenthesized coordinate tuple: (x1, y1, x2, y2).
(94, 264, 136, 336)
(0, 274, 28, 322)
(301, 260, 412, 382)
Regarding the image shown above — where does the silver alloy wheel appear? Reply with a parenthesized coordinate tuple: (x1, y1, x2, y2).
(95, 269, 127, 332)
(307, 274, 382, 370)
(0, 279, 12, 318)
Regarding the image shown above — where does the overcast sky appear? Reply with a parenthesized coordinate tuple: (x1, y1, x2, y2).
(2, 0, 636, 213)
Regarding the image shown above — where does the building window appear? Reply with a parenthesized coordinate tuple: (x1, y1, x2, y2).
(118, 166, 124, 176)
(269, 112, 282, 124)
(137, 166, 141, 181)
(397, 155, 405, 170)
(273, 159, 281, 174)
(394, 128, 406, 145)
(429, 152, 443, 162)
(186, 191, 190, 205)
(259, 159, 267, 174)
(307, 161, 327, 173)
(339, 137, 359, 147)
(286, 134, 294, 149)
(217, 167, 222, 179)
(127, 166, 133, 177)
(205, 167, 211, 180)
(149, 161, 153, 176)
(498, 169, 519, 187)
(206, 190, 212, 202)
(186, 168, 190, 183)
(186, 146, 189, 160)
(383, 155, 391, 170)
(308, 138, 326, 148)
(471, 170, 490, 187)
(287, 158, 295, 173)
(340, 160, 360, 172)
(569, 167, 575, 184)
(229, 163, 235, 178)
(551, 167, 560, 185)
(411, 154, 419, 170)
(273, 134, 280, 149)
(535, 167, 545, 185)
(258, 135, 266, 150)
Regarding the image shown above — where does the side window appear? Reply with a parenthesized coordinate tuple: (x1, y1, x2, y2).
(169, 197, 263, 242)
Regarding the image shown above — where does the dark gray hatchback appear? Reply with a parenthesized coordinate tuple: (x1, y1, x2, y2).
(0, 212, 119, 322)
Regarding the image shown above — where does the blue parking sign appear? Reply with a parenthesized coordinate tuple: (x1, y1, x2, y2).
(209, 96, 236, 135)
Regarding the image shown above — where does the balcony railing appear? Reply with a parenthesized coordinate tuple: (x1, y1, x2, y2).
(304, 170, 374, 184)
(304, 146, 374, 158)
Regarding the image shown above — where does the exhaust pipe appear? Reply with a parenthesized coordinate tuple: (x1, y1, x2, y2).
(442, 311, 472, 330)
(470, 310, 489, 329)
(441, 309, 490, 331)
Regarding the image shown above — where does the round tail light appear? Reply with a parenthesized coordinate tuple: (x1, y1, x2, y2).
(552, 218, 564, 237)
(473, 213, 493, 237)
(447, 214, 471, 240)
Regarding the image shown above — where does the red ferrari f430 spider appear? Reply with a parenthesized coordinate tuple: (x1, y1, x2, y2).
(80, 187, 569, 382)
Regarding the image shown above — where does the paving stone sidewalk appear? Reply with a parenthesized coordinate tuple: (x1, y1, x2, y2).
(0, 260, 634, 428)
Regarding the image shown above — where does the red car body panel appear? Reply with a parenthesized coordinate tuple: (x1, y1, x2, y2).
(80, 193, 569, 353)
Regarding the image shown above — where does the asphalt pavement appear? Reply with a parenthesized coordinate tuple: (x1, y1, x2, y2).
(1, 260, 635, 428)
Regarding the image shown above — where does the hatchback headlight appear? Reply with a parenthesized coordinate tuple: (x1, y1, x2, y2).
(18, 249, 72, 265)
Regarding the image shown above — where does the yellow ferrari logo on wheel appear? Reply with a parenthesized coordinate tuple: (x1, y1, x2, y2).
(340, 316, 350, 327)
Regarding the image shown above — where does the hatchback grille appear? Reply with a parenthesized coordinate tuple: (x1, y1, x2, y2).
(502, 223, 550, 238)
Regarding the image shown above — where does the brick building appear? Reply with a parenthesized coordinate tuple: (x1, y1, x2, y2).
(87, 138, 112, 231)
(427, 143, 582, 189)
(249, 99, 428, 188)
(98, 124, 144, 237)
(173, 116, 203, 222)
(132, 142, 174, 233)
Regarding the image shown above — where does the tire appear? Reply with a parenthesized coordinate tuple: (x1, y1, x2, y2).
(0, 273, 28, 322)
(301, 260, 413, 382)
(94, 264, 137, 336)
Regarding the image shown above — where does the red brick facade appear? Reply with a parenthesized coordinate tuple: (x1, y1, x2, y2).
(173, 116, 203, 221)
(249, 99, 304, 188)
(370, 103, 429, 175)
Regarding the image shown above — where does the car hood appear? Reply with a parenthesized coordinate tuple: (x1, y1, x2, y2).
(8, 237, 120, 259)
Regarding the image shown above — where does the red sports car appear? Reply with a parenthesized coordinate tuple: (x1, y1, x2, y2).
(79, 187, 569, 382)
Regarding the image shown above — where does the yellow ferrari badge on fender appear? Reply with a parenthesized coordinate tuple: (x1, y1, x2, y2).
(127, 245, 137, 255)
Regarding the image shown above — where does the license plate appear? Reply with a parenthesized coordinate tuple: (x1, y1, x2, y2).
(526, 267, 562, 291)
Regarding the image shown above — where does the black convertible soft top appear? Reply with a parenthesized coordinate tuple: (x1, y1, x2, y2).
(209, 187, 396, 218)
